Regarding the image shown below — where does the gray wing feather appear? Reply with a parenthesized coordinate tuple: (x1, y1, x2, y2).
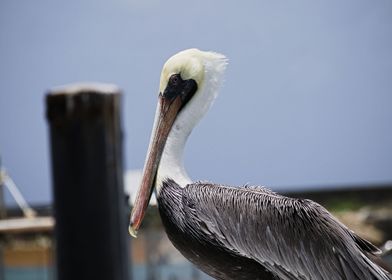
(183, 183, 391, 280)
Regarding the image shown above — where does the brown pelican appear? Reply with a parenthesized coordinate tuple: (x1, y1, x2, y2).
(129, 49, 392, 280)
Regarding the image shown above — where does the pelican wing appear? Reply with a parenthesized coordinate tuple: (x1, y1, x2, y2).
(182, 183, 391, 280)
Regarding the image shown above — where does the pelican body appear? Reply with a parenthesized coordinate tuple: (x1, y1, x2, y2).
(130, 49, 391, 280)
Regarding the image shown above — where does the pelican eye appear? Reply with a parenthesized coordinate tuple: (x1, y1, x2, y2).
(169, 74, 181, 86)
(162, 73, 197, 110)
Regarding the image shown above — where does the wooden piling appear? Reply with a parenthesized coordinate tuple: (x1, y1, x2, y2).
(46, 83, 130, 280)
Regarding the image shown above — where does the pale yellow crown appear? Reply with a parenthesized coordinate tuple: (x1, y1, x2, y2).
(159, 48, 222, 93)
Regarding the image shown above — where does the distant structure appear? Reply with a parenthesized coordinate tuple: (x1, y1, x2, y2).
(0, 157, 53, 233)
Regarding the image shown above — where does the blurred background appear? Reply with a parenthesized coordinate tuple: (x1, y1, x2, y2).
(0, 0, 391, 279)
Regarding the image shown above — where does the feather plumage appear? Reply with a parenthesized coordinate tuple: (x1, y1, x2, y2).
(158, 179, 392, 280)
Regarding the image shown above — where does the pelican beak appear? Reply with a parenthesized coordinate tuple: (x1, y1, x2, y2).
(129, 75, 197, 237)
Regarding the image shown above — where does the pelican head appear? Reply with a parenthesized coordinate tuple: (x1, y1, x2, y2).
(129, 49, 227, 237)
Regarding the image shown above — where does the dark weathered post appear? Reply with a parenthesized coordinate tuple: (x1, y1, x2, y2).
(46, 83, 130, 280)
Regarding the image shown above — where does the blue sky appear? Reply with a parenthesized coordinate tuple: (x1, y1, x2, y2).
(0, 0, 391, 205)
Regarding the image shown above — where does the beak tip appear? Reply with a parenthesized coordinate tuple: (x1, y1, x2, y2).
(128, 224, 138, 238)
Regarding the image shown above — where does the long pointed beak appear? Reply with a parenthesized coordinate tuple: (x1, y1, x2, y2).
(129, 93, 183, 237)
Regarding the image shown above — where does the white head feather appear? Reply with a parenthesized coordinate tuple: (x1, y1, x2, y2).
(155, 48, 228, 191)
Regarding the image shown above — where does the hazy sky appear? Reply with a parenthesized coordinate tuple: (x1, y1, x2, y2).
(1, 0, 391, 205)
